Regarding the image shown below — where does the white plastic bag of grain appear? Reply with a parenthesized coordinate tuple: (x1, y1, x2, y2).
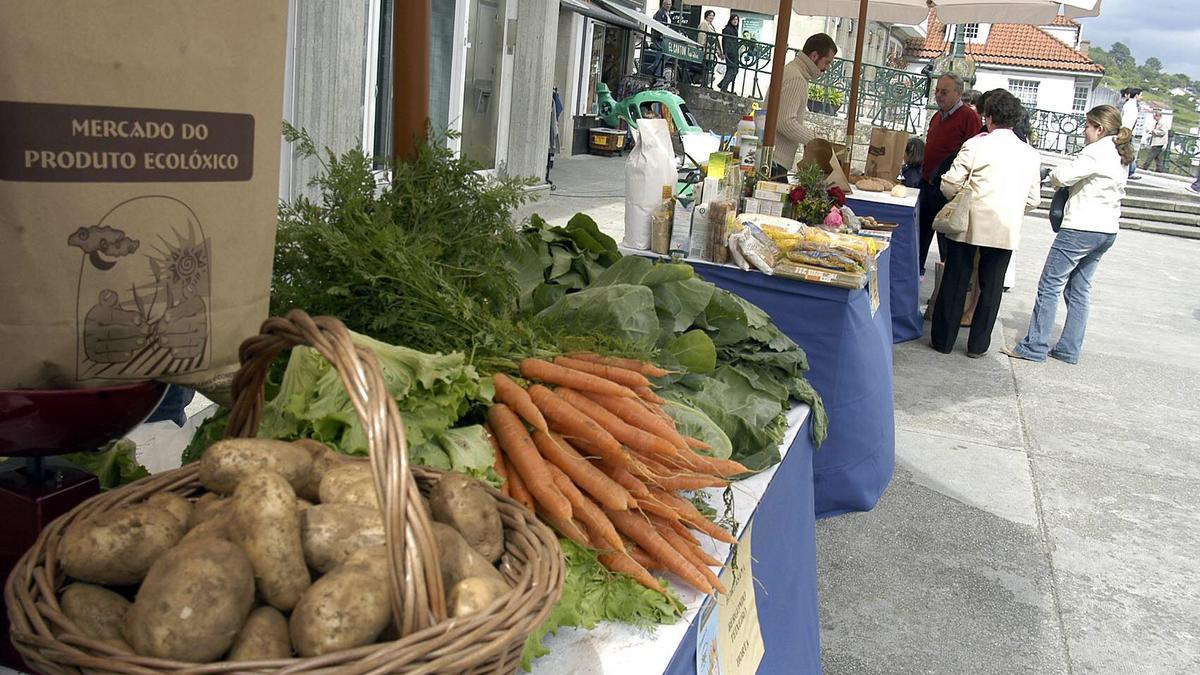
(0, 1, 289, 392)
(623, 119, 676, 250)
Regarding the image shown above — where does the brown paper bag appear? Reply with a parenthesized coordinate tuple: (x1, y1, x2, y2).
(0, 1, 288, 391)
(864, 127, 909, 181)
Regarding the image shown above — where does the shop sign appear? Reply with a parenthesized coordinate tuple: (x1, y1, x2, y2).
(664, 39, 703, 64)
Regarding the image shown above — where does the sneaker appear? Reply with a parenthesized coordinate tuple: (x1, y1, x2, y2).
(1129, 175, 1142, 180)
(1189, 184, 1200, 193)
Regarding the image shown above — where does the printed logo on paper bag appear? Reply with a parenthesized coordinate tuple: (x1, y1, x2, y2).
(0, 101, 254, 182)
(69, 196, 211, 381)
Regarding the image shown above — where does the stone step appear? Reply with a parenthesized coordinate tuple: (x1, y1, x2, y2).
(1034, 200, 1200, 226)
(1031, 208, 1200, 239)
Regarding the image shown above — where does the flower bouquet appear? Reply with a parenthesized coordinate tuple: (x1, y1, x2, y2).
(788, 164, 847, 229)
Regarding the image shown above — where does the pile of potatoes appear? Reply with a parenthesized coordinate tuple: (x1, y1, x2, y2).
(53, 438, 512, 664)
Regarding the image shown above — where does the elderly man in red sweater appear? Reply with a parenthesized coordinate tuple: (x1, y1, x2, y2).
(918, 73, 981, 273)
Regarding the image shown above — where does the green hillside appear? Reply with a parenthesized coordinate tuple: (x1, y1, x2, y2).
(1089, 42, 1199, 133)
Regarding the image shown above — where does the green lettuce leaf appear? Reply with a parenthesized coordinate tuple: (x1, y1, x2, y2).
(521, 538, 681, 671)
(664, 330, 717, 375)
(66, 439, 149, 489)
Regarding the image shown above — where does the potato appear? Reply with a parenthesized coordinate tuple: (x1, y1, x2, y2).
(123, 538, 255, 662)
(300, 504, 385, 573)
(317, 461, 373, 504)
(431, 522, 508, 591)
(447, 576, 511, 618)
(229, 472, 311, 611)
(188, 493, 225, 529)
(146, 493, 193, 527)
(60, 583, 130, 643)
(227, 606, 292, 661)
(330, 477, 379, 508)
(290, 545, 391, 657)
(429, 473, 503, 562)
(292, 439, 345, 503)
(59, 504, 185, 585)
(199, 438, 314, 495)
(179, 517, 229, 544)
(297, 498, 314, 511)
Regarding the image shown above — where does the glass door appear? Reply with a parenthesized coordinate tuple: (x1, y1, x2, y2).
(460, 0, 504, 169)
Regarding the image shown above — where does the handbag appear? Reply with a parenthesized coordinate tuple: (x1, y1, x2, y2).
(1048, 186, 1069, 233)
(932, 182, 972, 236)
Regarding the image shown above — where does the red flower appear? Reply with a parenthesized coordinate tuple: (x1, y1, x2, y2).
(789, 186, 806, 204)
(828, 185, 847, 207)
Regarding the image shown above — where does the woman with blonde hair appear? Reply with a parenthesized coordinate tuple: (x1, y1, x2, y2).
(1003, 105, 1134, 364)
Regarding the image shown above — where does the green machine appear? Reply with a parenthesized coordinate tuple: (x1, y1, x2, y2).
(595, 83, 703, 137)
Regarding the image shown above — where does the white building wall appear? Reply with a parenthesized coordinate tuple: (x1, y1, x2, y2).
(972, 68, 1080, 113)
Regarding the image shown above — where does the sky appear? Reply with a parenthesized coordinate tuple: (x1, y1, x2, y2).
(1079, 0, 1200, 80)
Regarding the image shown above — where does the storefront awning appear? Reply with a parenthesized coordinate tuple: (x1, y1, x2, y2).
(559, 0, 641, 31)
(592, 0, 701, 47)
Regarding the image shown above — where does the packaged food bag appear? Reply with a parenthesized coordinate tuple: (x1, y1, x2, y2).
(623, 119, 676, 250)
(0, 1, 289, 391)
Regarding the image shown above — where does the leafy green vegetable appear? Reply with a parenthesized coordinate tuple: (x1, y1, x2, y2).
(535, 284, 660, 349)
(651, 278, 715, 334)
(663, 400, 731, 459)
(66, 439, 149, 489)
(273, 124, 537, 362)
(256, 330, 497, 483)
(181, 407, 230, 465)
(590, 255, 652, 287)
(663, 366, 789, 470)
(508, 214, 622, 314)
(521, 539, 682, 671)
(664, 330, 717, 375)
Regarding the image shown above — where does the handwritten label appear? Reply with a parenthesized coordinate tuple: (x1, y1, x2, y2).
(0, 101, 254, 182)
(696, 522, 765, 675)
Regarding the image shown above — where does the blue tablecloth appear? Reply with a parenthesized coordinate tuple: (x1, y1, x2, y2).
(664, 415, 822, 675)
(689, 253, 896, 518)
(848, 196, 923, 343)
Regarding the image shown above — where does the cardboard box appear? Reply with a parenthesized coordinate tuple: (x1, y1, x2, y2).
(755, 181, 792, 194)
(753, 188, 789, 203)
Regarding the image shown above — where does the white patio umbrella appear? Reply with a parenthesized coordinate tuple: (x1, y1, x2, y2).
(699, 0, 1101, 165)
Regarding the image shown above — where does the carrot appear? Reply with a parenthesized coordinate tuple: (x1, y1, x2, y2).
(636, 497, 682, 522)
(547, 464, 622, 552)
(553, 356, 652, 389)
(533, 431, 631, 510)
(556, 388, 678, 457)
(649, 515, 718, 567)
(654, 449, 747, 480)
(595, 461, 652, 499)
(542, 510, 590, 548)
(628, 545, 665, 572)
(683, 435, 713, 451)
(528, 385, 626, 465)
(598, 549, 668, 596)
(506, 458, 535, 512)
(492, 373, 548, 433)
(488, 404, 571, 521)
(521, 358, 639, 399)
(655, 521, 726, 594)
(633, 386, 668, 405)
(649, 473, 729, 492)
(579, 391, 689, 450)
(567, 352, 671, 378)
(606, 508, 712, 594)
(652, 488, 737, 545)
(495, 453, 512, 498)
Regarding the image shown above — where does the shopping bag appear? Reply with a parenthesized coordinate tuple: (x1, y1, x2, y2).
(0, 0, 289, 391)
(864, 127, 909, 181)
(624, 118, 677, 250)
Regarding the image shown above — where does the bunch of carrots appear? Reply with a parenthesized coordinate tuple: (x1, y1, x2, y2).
(485, 353, 749, 598)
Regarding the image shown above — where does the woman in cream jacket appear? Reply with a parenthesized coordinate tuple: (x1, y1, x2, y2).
(1004, 105, 1133, 364)
(931, 90, 1042, 357)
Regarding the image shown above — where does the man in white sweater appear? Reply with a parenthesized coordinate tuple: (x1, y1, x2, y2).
(771, 33, 838, 175)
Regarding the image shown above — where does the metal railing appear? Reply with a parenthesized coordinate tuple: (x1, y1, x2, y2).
(1162, 132, 1200, 177)
(1025, 108, 1087, 155)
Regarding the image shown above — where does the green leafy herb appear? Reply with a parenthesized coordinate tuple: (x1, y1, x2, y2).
(65, 439, 149, 489)
(687, 492, 718, 521)
(181, 407, 231, 466)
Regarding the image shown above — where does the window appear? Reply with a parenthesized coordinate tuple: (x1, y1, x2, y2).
(1008, 78, 1040, 107)
(960, 23, 979, 40)
(1072, 84, 1090, 112)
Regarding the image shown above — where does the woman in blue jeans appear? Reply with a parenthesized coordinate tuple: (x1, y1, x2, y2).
(1003, 105, 1135, 364)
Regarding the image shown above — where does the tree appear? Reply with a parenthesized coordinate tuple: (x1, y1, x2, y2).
(1109, 42, 1134, 69)
(1143, 57, 1163, 74)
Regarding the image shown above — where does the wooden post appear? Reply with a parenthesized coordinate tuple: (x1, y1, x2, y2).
(761, 0, 793, 149)
(844, 0, 870, 164)
(392, 0, 431, 162)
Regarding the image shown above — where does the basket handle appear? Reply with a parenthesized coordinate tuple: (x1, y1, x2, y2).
(224, 310, 447, 634)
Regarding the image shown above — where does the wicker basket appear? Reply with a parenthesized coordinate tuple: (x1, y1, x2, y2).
(5, 311, 564, 674)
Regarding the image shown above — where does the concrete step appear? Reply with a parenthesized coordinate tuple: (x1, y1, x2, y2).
(1031, 208, 1200, 239)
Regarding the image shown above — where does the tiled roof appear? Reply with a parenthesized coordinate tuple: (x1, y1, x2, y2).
(1050, 14, 1080, 27)
(907, 11, 1103, 74)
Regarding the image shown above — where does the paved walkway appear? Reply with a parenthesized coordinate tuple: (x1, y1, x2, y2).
(525, 153, 1200, 674)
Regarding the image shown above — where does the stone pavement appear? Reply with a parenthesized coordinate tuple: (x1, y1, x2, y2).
(521, 153, 1200, 674)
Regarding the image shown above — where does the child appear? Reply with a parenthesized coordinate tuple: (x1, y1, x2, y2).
(900, 137, 924, 187)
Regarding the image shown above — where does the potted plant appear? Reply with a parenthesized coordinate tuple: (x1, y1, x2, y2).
(807, 85, 844, 115)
